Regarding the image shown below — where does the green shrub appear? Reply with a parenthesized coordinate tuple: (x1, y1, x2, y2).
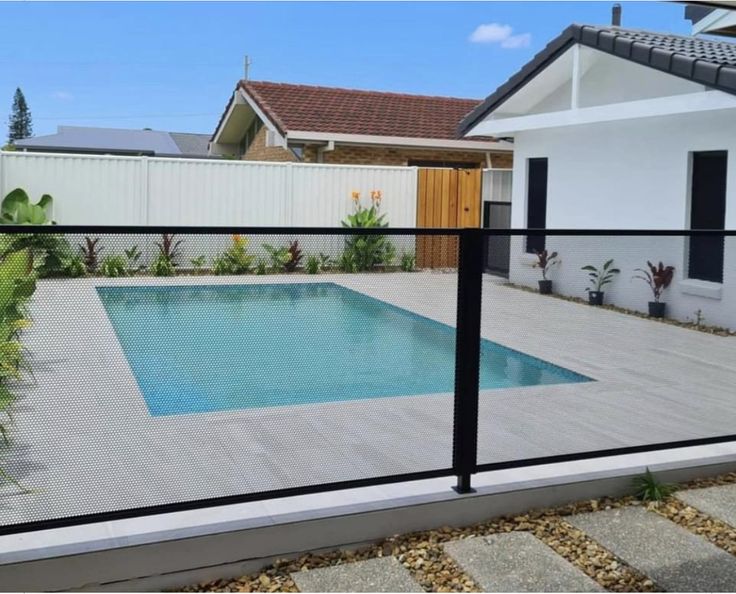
(189, 255, 206, 273)
(61, 254, 87, 278)
(0, 188, 53, 224)
(100, 255, 128, 278)
(305, 255, 319, 274)
(150, 253, 175, 277)
(338, 250, 357, 273)
(1, 233, 73, 278)
(633, 468, 677, 502)
(262, 244, 291, 272)
(0, 248, 36, 492)
(124, 246, 143, 274)
(400, 252, 416, 272)
(213, 235, 254, 275)
(341, 193, 395, 271)
(254, 259, 267, 275)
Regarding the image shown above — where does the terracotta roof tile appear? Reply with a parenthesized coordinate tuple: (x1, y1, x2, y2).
(239, 81, 482, 140)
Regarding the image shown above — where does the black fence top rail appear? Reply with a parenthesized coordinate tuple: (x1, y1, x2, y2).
(1, 225, 736, 236)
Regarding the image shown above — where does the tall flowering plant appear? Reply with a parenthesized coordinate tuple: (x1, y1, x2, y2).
(340, 190, 395, 271)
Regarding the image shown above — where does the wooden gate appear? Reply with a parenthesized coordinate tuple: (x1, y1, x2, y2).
(416, 168, 482, 268)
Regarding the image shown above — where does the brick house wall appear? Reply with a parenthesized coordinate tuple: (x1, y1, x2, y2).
(242, 126, 298, 162)
(242, 126, 513, 168)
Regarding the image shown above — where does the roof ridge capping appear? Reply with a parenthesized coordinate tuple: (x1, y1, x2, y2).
(458, 23, 736, 137)
(239, 79, 483, 104)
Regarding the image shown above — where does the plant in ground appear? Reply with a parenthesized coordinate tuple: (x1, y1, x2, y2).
(213, 235, 254, 275)
(155, 233, 182, 267)
(254, 259, 267, 275)
(633, 261, 675, 303)
(189, 255, 206, 274)
(150, 253, 175, 277)
(400, 252, 416, 272)
(633, 468, 677, 502)
(305, 255, 320, 274)
(99, 255, 128, 278)
(284, 240, 303, 272)
(582, 259, 620, 292)
(340, 190, 396, 271)
(79, 237, 103, 273)
(0, 248, 36, 492)
(124, 246, 143, 274)
(534, 249, 559, 281)
(262, 243, 291, 272)
(0, 188, 52, 224)
(1, 233, 72, 278)
(61, 254, 86, 278)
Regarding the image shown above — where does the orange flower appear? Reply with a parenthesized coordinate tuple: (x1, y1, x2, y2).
(232, 234, 242, 244)
(371, 190, 383, 203)
(351, 191, 360, 202)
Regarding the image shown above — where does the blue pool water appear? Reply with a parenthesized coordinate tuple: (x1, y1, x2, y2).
(97, 283, 591, 416)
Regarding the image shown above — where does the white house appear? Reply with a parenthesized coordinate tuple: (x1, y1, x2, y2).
(460, 23, 736, 329)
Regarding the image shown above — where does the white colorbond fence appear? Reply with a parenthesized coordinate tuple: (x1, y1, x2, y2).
(0, 151, 418, 227)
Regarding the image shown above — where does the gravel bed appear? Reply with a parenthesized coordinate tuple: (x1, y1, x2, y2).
(184, 473, 736, 593)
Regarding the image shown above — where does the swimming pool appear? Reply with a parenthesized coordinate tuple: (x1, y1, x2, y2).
(97, 283, 591, 416)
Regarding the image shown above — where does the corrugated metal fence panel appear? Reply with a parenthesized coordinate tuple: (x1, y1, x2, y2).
(290, 163, 418, 228)
(481, 168, 513, 204)
(0, 152, 145, 224)
(147, 158, 290, 226)
(0, 152, 418, 228)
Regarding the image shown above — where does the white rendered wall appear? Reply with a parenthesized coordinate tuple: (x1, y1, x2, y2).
(507, 108, 736, 328)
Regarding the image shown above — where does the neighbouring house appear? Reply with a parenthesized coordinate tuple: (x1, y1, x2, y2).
(460, 24, 736, 328)
(209, 80, 513, 168)
(13, 126, 212, 158)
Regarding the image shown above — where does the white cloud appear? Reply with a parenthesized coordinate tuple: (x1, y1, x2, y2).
(469, 23, 531, 49)
(501, 32, 532, 49)
(51, 90, 73, 101)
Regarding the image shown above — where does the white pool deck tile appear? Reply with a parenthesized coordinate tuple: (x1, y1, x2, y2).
(1, 272, 735, 564)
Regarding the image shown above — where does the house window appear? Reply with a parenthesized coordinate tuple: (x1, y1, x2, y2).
(689, 151, 727, 283)
(526, 158, 548, 253)
(238, 118, 264, 157)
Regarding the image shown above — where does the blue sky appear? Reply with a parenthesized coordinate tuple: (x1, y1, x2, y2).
(1, 1, 693, 137)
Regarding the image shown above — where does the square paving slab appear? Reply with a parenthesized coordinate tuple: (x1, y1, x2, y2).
(444, 532, 603, 592)
(677, 484, 736, 528)
(569, 506, 736, 592)
(290, 556, 423, 593)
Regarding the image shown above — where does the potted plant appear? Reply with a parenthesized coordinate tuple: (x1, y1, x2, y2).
(533, 249, 559, 294)
(633, 261, 675, 318)
(582, 259, 620, 305)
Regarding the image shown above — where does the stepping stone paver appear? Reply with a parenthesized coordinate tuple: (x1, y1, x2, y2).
(443, 532, 604, 592)
(569, 505, 736, 592)
(677, 483, 736, 527)
(290, 556, 423, 593)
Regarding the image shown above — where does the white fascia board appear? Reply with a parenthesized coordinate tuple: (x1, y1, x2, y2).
(284, 130, 513, 152)
(692, 8, 736, 35)
(467, 90, 736, 135)
(236, 88, 288, 148)
(211, 93, 240, 145)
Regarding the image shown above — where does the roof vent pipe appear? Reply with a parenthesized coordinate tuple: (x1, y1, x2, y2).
(612, 3, 622, 27)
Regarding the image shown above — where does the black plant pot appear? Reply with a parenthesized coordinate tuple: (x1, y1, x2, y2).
(648, 301, 666, 318)
(538, 280, 553, 295)
(588, 291, 604, 306)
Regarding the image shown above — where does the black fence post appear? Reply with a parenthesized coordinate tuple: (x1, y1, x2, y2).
(452, 228, 484, 494)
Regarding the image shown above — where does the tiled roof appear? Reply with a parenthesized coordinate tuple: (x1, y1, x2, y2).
(239, 81, 483, 140)
(459, 24, 736, 135)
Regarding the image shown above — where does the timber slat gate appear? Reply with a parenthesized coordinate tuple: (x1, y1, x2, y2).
(416, 168, 482, 268)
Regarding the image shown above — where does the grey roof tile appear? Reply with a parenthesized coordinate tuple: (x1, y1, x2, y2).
(459, 24, 736, 135)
